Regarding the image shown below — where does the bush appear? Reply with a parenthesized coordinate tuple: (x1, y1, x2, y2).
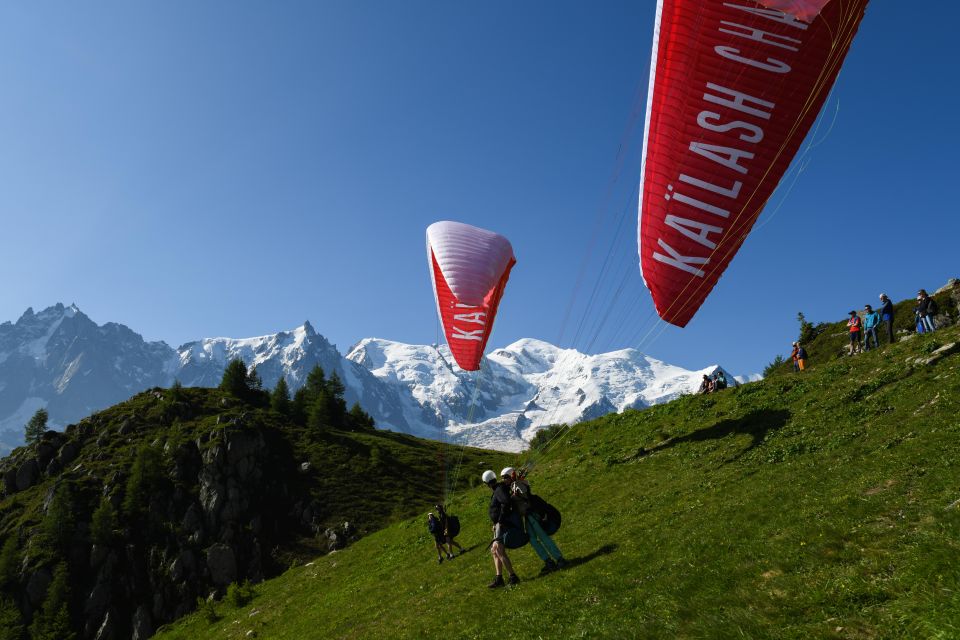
(763, 355, 786, 377)
(197, 597, 219, 623)
(226, 581, 255, 608)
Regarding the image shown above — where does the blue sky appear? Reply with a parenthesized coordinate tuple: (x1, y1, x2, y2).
(1, 1, 957, 377)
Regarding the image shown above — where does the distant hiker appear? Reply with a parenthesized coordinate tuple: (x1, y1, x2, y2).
(796, 343, 807, 371)
(847, 311, 863, 355)
(427, 512, 449, 563)
(878, 293, 895, 344)
(862, 304, 881, 351)
(790, 342, 800, 372)
(698, 374, 711, 394)
(916, 289, 938, 333)
(504, 467, 566, 575)
(436, 504, 464, 557)
(482, 469, 519, 588)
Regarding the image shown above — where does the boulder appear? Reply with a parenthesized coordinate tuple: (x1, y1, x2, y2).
(131, 605, 153, 640)
(3, 468, 17, 495)
(58, 441, 80, 467)
(36, 442, 57, 470)
(15, 459, 39, 492)
(93, 610, 116, 640)
(206, 544, 237, 587)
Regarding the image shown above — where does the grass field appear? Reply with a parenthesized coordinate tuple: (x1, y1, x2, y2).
(157, 323, 960, 639)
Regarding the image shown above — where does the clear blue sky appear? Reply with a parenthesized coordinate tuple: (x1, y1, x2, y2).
(1, 1, 957, 377)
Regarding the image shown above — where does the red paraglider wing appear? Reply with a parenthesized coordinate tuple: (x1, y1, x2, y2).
(638, 0, 868, 326)
(427, 221, 516, 372)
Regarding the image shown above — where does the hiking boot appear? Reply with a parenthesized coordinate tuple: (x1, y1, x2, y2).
(555, 557, 568, 569)
(437, 556, 443, 564)
(447, 554, 454, 560)
(487, 575, 505, 589)
(539, 559, 557, 575)
(507, 573, 520, 586)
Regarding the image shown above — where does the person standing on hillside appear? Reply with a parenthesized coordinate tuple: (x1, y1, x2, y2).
(503, 467, 567, 575)
(796, 343, 808, 371)
(863, 304, 881, 351)
(435, 504, 464, 557)
(878, 293, 895, 344)
(427, 512, 450, 563)
(483, 469, 519, 588)
(916, 289, 938, 333)
(847, 311, 863, 355)
(790, 342, 801, 372)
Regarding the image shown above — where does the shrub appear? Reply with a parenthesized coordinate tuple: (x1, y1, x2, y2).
(226, 581, 255, 608)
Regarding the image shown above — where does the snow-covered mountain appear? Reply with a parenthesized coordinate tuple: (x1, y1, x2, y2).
(0, 304, 747, 454)
(346, 338, 737, 451)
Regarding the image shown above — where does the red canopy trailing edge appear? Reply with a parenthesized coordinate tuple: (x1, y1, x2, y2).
(426, 221, 516, 371)
(638, 0, 868, 326)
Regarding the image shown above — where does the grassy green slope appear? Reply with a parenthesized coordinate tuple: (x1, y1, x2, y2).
(158, 325, 960, 640)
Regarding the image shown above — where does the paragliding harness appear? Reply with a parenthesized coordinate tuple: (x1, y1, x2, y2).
(444, 514, 461, 539)
(510, 470, 562, 538)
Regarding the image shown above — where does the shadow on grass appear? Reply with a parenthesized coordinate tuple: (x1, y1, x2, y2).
(622, 409, 791, 463)
(522, 544, 618, 582)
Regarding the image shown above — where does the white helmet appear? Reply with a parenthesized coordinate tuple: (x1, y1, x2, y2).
(500, 467, 515, 479)
(481, 470, 496, 484)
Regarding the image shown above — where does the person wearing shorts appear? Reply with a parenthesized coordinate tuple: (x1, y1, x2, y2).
(847, 311, 862, 355)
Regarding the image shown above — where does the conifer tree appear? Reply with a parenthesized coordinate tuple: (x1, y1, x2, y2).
(0, 537, 19, 589)
(304, 365, 326, 399)
(89, 497, 118, 547)
(291, 387, 309, 426)
(220, 358, 251, 399)
(326, 372, 347, 427)
(24, 408, 48, 447)
(271, 377, 291, 416)
(0, 596, 24, 640)
(28, 562, 74, 640)
(348, 403, 376, 431)
(123, 446, 164, 520)
(247, 366, 263, 391)
(43, 482, 76, 558)
(307, 391, 333, 431)
(169, 378, 185, 402)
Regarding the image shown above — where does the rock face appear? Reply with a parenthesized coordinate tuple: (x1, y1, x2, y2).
(0, 408, 315, 640)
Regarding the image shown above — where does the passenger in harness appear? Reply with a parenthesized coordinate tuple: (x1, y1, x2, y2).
(504, 467, 567, 575)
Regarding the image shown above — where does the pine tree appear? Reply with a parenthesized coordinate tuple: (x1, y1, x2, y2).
(220, 358, 251, 399)
(42, 483, 76, 558)
(247, 366, 263, 391)
(89, 497, 118, 547)
(307, 391, 333, 431)
(0, 596, 24, 640)
(24, 408, 48, 447)
(326, 372, 347, 427)
(348, 403, 376, 431)
(0, 537, 19, 589)
(271, 377, 291, 416)
(291, 387, 309, 426)
(28, 562, 74, 640)
(169, 378, 185, 402)
(304, 365, 326, 399)
(123, 446, 164, 521)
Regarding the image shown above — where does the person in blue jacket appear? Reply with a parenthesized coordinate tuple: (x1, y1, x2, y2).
(878, 293, 895, 344)
(863, 304, 881, 351)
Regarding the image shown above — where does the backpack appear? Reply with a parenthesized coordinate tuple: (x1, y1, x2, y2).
(427, 517, 440, 535)
(446, 515, 461, 538)
(500, 511, 529, 549)
(529, 494, 562, 536)
(797, 347, 808, 359)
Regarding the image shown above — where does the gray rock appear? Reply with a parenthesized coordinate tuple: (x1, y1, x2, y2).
(206, 543, 237, 586)
(131, 605, 153, 640)
(300, 462, 311, 473)
(36, 442, 57, 470)
(45, 457, 62, 477)
(85, 580, 112, 622)
(58, 441, 80, 466)
(94, 610, 116, 640)
(15, 459, 39, 492)
(3, 468, 17, 495)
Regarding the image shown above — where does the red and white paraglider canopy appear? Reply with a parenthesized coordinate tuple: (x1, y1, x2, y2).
(426, 221, 516, 371)
(638, 0, 868, 326)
